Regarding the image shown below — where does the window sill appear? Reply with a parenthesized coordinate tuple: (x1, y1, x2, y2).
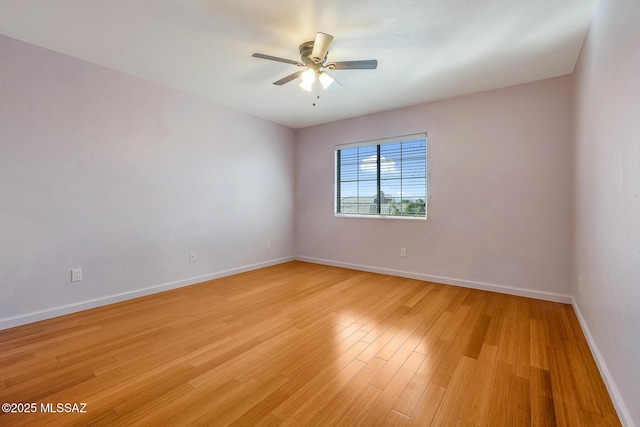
(334, 213, 427, 221)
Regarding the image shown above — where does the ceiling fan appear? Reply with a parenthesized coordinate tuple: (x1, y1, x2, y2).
(252, 32, 378, 92)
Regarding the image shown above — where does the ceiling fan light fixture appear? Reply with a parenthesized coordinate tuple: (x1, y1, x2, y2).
(299, 79, 314, 92)
(318, 71, 334, 89)
(301, 68, 316, 83)
(300, 68, 317, 91)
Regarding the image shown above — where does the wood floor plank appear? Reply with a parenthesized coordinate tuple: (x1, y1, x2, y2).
(404, 283, 436, 308)
(356, 351, 426, 426)
(375, 315, 424, 361)
(188, 350, 270, 389)
(407, 383, 447, 426)
(382, 409, 411, 426)
(279, 334, 368, 395)
(484, 360, 517, 425)
(304, 357, 386, 426)
(333, 384, 381, 425)
(514, 297, 532, 379)
(228, 387, 290, 427)
(456, 418, 476, 427)
(530, 318, 550, 370)
(113, 383, 196, 425)
(392, 338, 450, 417)
(429, 326, 473, 388)
(197, 376, 290, 426)
(368, 335, 422, 390)
(415, 309, 453, 353)
(431, 356, 477, 426)
(276, 358, 365, 425)
(0, 261, 620, 426)
(459, 343, 499, 425)
(440, 304, 471, 343)
(530, 366, 557, 427)
(462, 314, 491, 359)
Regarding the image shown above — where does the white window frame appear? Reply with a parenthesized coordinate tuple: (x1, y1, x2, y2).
(334, 133, 428, 220)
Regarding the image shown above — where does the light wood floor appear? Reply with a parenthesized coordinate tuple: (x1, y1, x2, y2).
(0, 261, 620, 426)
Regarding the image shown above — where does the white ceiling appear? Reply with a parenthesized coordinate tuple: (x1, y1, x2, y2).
(0, 0, 595, 129)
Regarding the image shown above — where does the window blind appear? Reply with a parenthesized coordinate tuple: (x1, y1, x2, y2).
(335, 133, 427, 218)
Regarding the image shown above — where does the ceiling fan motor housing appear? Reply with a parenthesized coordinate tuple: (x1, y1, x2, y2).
(299, 41, 324, 66)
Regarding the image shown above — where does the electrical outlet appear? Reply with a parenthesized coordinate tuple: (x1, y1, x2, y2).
(71, 268, 82, 282)
(266, 240, 271, 249)
(190, 251, 197, 262)
(400, 248, 407, 257)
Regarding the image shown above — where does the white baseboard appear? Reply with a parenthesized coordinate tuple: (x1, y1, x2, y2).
(571, 298, 633, 427)
(295, 256, 572, 304)
(0, 257, 295, 331)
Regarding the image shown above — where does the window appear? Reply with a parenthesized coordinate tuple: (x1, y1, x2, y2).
(335, 133, 428, 218)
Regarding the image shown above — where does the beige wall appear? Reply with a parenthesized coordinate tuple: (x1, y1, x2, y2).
(572, 0, 640, 424)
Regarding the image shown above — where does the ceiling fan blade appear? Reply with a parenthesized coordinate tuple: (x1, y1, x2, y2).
(273, 70, 304, 85)
(330, 74, 342, 88)
(252, 53, 303, 66)
(329, 60, 378, 70)
(311, 32, 334, 61)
